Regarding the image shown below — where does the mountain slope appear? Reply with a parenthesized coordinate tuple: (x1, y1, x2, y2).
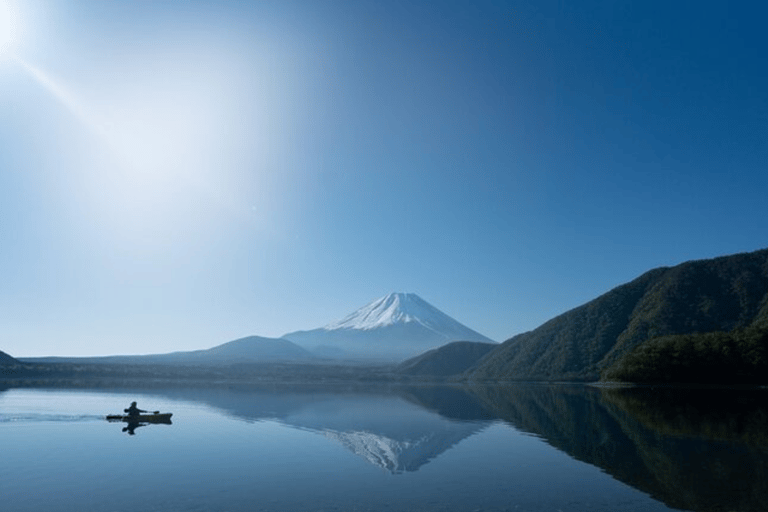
(602, 325, 768, 384)
(159, 336, 314, 364)
(467, 248, 768, 382)
(397, 341, 498, 377)
(0, 350, 18, 365)
(283, 293, 494, 360)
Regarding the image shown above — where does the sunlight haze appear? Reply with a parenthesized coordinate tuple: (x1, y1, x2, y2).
(0, 0, 21, 58)
(1, 0, 766, 357)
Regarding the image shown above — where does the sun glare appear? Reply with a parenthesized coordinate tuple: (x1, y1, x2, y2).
(4, 6, 294, 256)
(0, 0, 20, 57)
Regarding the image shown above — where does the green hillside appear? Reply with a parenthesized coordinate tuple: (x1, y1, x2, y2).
(466, 248, 768, 382)
(603, 325, 768, 384)
(397, 341, 498, 377)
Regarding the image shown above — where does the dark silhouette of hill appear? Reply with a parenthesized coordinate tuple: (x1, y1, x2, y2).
(467, 248, 768, 382)
(0, 350, 18, 365)
(396, 341, 497, 377)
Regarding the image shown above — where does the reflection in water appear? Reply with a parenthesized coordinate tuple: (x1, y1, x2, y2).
(318, 420, 486, 473)
(471, 384, 768, 512)
(599, 387, 768, 512)
(122, 421, 144, 435)
(107, 415, 173, 436)
(309, 403, 488, 473)
(133, 381, 768, 504)
(153, 385, 491, 473)
(2, 381, 765, 511)
(278, 388, 491, 473)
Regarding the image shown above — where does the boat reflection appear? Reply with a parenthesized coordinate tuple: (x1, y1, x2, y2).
(108, 415, 173, 436)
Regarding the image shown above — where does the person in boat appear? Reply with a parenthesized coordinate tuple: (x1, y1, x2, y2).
(124, 401, 147, 418)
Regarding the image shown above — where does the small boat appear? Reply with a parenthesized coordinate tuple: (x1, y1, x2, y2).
(106, 413, 173, 423)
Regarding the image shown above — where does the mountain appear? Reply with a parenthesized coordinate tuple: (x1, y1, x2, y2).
(0, 350, 18, 365)
(466, 248, 768, 382)
(24, 336, 314, 365)
(397, 341, 498, 377)
(156, 336, 315, 364)
(282, 293, 494, 360)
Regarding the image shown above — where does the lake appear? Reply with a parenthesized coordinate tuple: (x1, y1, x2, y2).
(1, 383, 765, 512)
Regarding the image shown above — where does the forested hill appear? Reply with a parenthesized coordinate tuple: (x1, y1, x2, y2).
(397, 341, 498, 377)
(466, 248, 768, 382)
(0, 350, 18, 365)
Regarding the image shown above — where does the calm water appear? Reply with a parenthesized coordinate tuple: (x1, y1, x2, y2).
(1, 383, 765, 512)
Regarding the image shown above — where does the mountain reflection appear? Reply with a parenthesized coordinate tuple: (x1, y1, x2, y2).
(472, 384, 768, 512)
(35, 380, 765, 508)
(290, 393, 490, 474)
(157, 385, 492, 473)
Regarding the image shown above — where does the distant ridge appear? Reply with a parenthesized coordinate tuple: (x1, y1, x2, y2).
(23, 336, 313, 365)
(467, 248, 768, 382)
(283, 293, 494, 360)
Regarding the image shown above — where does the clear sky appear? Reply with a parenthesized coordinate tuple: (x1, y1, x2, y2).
(1, 0, 766, 357)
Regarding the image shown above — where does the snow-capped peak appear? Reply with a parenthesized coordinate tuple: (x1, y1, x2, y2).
(323, 293, 464, 333)
(281, 292, 495, 358)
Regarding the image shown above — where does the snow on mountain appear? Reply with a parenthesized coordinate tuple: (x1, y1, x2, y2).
(282, 293, 494, 360)
(326, 293, 459, 332)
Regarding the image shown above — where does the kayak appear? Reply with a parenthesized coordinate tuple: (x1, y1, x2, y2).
(106, 413, 173, 423)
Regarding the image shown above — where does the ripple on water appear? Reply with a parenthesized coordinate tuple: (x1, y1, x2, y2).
(0, 413, 105, 423)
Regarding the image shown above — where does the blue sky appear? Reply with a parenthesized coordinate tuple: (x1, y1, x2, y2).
(1, 0, 766, 357)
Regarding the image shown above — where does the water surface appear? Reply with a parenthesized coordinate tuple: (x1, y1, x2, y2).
(1, 383, 764, 511)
